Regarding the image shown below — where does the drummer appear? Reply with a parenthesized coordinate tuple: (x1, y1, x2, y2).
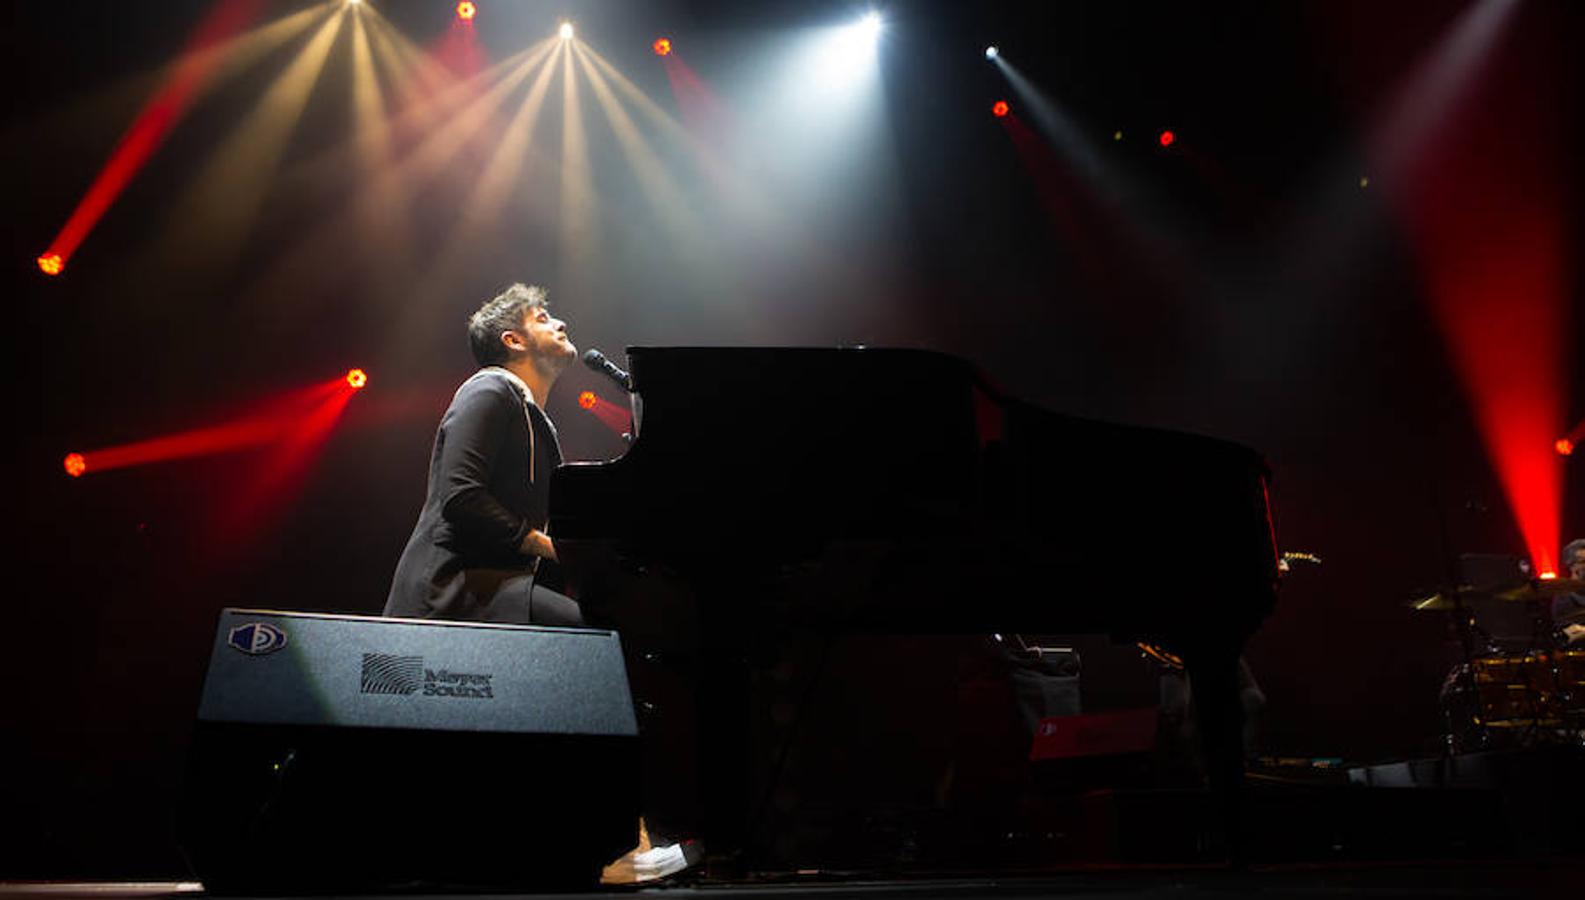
(1555, 538, 1585, 644)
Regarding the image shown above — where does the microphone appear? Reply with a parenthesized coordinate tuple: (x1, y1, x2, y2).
(581, 348, 634, 393)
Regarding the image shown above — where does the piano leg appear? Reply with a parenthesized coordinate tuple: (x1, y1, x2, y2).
(692, 575, 761, 876)
(1183, 642, 1246, 864)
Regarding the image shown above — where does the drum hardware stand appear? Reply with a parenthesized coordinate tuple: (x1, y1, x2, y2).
(1427, 482, 1485, 756)
(1450, 600, 1488, 753)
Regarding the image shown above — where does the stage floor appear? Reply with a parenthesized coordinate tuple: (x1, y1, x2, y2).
(0, 862, 1574, 900)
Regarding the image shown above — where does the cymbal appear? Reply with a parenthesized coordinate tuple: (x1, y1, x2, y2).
(1491, 578, 1585, 602)
(1407, 588, 1494, 611)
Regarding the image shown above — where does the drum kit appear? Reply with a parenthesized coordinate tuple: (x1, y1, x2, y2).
(1411, 577, 1585, 751)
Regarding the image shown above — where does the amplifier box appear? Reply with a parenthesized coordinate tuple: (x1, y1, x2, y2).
(180, 609, 639, 892)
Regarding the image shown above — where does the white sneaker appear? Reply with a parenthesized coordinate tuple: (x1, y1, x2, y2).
(631, 840, 703, 881)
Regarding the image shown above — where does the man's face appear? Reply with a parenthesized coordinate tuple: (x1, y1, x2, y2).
(510, 305, 576, 366)
(1569, 547, 1585, 581)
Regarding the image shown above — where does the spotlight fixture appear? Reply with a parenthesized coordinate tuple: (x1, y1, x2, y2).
(559, 21, 574, 41)
(578, 391, 598, 410)
(992, 100, 1010, 118)
(345, 369, 368, 390)
(1159, 130, 1175, 147)
(37, 253, 64, 276)
(456, 2, 475, 21)
(653, 37, 672, 57)
(984, 45, 998, 60)
(857, 10, 883, 38)
(1559, 438, 1575, 456)
(63, 453, 86, 478)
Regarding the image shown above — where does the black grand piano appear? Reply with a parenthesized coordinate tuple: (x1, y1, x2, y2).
(550, 347, 1279, 864)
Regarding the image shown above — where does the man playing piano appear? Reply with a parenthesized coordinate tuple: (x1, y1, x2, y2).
(382, 284, 702, 880)
(383, 283, 585, 626)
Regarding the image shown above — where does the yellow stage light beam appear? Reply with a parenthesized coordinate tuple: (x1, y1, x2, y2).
(573, 43, 705, 251)
(275, 37, 540, 213)
(349, 8, 392, 177)
(577, 43, 692, 144)
(10, 5, 327, 148)
(399, 42, 566, 306)
(559, 39, 599, 301)
(574, 43, 754, 329)
(349, 5, 531, 295)
(266, 38, 547, 240)
(359, 1, 465, 123)
(25, 3, 328, 282)
(368, 40, 551, 208)
(458, 42, 562, 234)
(236, 42, 553, 327)
(378, 42, 552, 340)
(577, 42, 778, 242)
(345, 0, 419, 301)
(154, 6, 347, 271)
(183, 5, 332, 104)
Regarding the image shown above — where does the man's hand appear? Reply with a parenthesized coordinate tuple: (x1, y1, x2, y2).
(1563, 623, 1585, 644)
(520, 528, 558, 561)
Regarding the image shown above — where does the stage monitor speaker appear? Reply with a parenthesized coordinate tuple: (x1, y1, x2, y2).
(178, 609, 639, 893)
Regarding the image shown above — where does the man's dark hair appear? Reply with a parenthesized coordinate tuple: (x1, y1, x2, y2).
(468, 283, 549, 367)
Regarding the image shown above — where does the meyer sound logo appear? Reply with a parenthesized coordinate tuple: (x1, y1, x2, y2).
(360, 653, 495, 699)
(227, 622, 288, 656)
(361, 653, 423, 695)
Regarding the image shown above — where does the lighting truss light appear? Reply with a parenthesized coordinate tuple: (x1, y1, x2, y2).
(64, 453, 86, 478)
(653, 37, 672, 57)
(1159, 129, 1175, 147)
(984, 45, 998, 60)
(578, 391, 598, 410)
(37, 253, 64, 276)
(345, 369, 368, 390)
(559, 21, 574, 41)
(456, 2, 476, 21)
(1559, 438, 1576, 456)
(992, 100, 1010, 118)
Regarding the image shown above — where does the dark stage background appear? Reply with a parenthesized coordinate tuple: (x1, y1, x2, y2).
(2, 0, 1581, 878)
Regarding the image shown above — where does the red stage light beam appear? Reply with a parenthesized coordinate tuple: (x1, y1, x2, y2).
(214, 377, 358, 537)
(997, 112, 1111, 293)
(62, 374, 360, 478)
(578, 391, 632, 435)
(1367, 0, 1562, 577)
(658, 49, 729, 141)
(1558, 419, 1584, 457)
(36, 0, 264, 274)
(432, 1, 488, 76)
